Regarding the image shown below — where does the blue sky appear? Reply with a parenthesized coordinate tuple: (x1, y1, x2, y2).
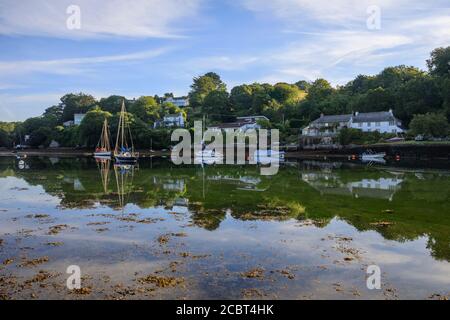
(0, 0, 449, 121)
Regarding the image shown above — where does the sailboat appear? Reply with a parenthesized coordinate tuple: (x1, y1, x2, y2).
(114, 100, 139, 164)
(94, 119, 112, 158)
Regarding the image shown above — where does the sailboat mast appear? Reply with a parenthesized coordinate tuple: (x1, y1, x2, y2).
(121, 100, 125, 150)
(104, 119, 111, 152)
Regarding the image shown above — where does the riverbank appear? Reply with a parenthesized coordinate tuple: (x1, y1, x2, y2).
(1, 142, 449, 161)
(0, 148, 171, 157)
(288, 142, 450, 161)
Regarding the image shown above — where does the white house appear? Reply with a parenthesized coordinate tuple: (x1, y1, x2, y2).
(164, 96, 189, 108)
(207, 115, 268, 133)
(302, 110, 404, 137)
(154, 113, 185, 128)
(208, 120, 261, 133)
(350, 110, 404, 134)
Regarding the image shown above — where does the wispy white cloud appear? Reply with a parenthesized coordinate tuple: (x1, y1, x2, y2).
(0, 0, 202, 39)
(242, 0, 395, 28)
(0, 48, 170, 75)
(235, 0, 450, 85)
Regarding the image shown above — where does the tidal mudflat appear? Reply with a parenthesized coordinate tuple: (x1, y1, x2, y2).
(0, 157, 449, 300)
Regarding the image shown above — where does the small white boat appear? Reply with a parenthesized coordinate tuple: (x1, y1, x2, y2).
(360, 151, 386, 161)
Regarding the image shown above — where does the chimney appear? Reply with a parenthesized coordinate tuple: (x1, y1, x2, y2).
(355, 111, 359, 116)
(389, 109, 393, 114)
(320, 113, 324, 118)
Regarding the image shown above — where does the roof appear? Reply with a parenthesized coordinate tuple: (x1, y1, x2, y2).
(237, 115, 269, 121)
(312, 114, 352, 124)
(352, 111, 396, 123)
(209, 122, 245, 129)
(164, 113, 182, 118)
(310, 110, 400, 125)
(165, 96, 188, 101)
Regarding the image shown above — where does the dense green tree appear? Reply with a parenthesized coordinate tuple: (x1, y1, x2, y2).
(28, 127, 53, 147)
(375, 66, 425, 88)
(230, 84, 253, 116)
(250, 83, 273, 115)
(295, 80, 311, 92)
(351, 87, 395, 113)
(54, 126, 79, 147)
(203, 90, 232, 121)
(427, 47, 450, 77)
(0, 129, 11, 147)
(271, 82, 306, 105)
(307, 79, 335, 101)
(61, 93, 97, 122)
(78, 108, 112, 147)
(129, 96, 160, 123)
(188, 72, 226, 110)
(409, 113, 449, 138)
(396, 76, 443, 125)
(43, 105, 64, 124)
(344, 75, 376, 95)
(98, 95, 127, 114)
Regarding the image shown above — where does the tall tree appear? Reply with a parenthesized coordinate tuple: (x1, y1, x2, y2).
(188, 72, 226, 110)
(61, 93, 96, 122)
(427, 47, 450, 77)
(43, 105, 64, 124)
(78, 108, 112, 147)
(230, 84, 253, 116)
(98, 95, 127, 114)
(409, 113, 449, 137)
(203, 90, 232, 121)
(129, 96, 160, 123)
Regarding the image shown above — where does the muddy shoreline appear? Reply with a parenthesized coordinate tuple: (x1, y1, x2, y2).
(1, 143, 449, 161)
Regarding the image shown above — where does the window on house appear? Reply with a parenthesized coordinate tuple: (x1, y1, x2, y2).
(389, 121, 395, 126)
(358, 123, 362, 127)
(367, 122, 371, 127)
(376, 122, 380, 126)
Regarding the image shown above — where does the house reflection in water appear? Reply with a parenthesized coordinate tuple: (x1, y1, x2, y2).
(208, 175, 268, 192)
(152, 177, 186, 192)
(302, 171, 404, 201)
(348, 177, 403, 200)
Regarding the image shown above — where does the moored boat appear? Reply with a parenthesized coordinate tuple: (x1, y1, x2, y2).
(360, 151, 386, 161)
(114, 100, 139, 164)
(94, 118, 112, 158)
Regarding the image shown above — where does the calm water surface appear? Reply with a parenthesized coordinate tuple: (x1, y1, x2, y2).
(0, 156, 449, 299)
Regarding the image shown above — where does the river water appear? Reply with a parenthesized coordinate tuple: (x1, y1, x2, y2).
(0, 156, 449, 299)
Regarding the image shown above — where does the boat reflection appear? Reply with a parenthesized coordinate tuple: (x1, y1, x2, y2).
(113, 163, 137, 211)
(96, 157, 111, 193)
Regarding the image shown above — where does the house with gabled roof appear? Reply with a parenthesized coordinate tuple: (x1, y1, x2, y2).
(302, 109, 404, 138)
